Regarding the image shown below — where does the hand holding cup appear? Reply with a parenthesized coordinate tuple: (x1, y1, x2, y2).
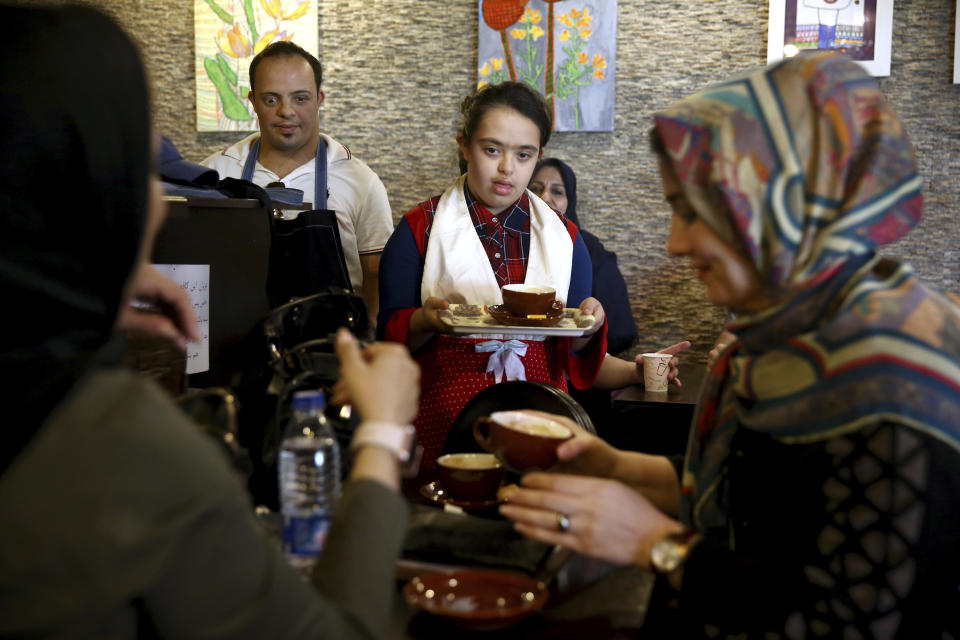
(639, 341, 690, 389)
(473, 410, 573, 473)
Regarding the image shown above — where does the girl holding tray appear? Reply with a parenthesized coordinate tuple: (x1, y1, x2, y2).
(377, 82, 608, 467)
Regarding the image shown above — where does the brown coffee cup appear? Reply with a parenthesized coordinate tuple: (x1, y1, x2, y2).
(500, 284, 562, 317)
(473, 410, 573, 473)
(436, 453, 505, 502)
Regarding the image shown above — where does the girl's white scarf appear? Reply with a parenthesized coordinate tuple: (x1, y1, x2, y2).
(421, 174, 572, 306)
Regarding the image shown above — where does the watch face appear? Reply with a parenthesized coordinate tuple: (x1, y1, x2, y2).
(651, 538, 682, 573)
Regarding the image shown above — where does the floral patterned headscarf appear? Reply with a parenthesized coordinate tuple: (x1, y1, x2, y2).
(654, 51, 960, 529)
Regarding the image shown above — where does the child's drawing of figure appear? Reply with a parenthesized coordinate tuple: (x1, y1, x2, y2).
(796, 0, 864, 51)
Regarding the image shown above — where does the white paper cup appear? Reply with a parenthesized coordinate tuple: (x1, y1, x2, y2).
(642, 353, 673, 392)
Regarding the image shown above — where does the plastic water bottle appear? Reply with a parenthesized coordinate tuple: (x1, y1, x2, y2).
(278, 390, 341, 573)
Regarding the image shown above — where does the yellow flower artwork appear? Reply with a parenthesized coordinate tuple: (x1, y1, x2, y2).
(195, 0, 317, 132)
(261, 0, 282, 18)
(478, 0, 616, 131)
(218, 23, 251, 58)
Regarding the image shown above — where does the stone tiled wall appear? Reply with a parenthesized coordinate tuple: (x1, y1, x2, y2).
(33, 0, 960, 363)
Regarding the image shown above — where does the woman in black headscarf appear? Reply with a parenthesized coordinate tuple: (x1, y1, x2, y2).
(0, 6, 152, 464)
(529, 158, 638, 355)
(0, 6, 418, 638)
(529, 159, 689, 402)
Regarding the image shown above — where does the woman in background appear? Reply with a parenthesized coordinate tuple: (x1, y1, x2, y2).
(529, 158, 638, 356)
(529, 158, 689, 432)
(530, 158, 690, 384)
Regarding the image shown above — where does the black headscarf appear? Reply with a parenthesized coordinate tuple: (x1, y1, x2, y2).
(0, 5, 151, 473)
(535, 157, 581, 227)
(533, 158, 638, 355)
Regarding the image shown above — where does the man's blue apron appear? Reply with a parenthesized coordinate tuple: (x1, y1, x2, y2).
(242, 137, 353, 307)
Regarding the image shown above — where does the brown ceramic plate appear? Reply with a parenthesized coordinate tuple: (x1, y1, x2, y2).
(419, 481, 500, 511)
(404, 569, 549, 630)
(487, 304, 564, 327)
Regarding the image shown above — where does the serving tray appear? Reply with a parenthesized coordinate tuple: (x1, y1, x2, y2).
(438, 304, 598, 337)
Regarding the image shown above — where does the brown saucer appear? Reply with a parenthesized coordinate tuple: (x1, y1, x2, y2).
(488, 304, 565, 327)
(404, 569, 549, 630)
(419, 481, 500, 511)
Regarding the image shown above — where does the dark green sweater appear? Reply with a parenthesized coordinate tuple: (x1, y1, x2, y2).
(0, 369, 409, 638)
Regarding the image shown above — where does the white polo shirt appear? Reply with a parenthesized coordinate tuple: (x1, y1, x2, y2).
(202, 132, 393, 291)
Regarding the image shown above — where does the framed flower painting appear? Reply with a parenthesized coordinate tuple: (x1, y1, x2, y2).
(194, 0, 318, 132)
(478, 0, 617, 132)
(954, 0, 959, 83)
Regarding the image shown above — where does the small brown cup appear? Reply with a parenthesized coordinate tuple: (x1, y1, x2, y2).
(436, 453, 505, 502)
(473, 411, 573, 473)
(500, 284, 562, 317)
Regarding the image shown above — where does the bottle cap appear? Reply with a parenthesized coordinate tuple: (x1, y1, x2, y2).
(291, 390, 326, 413)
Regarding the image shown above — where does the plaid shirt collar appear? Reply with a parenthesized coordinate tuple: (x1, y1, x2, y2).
(463, 186, 530, 232)
(462, 186, 531, 286)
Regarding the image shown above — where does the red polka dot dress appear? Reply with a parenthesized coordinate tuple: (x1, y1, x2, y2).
(377, 190, 608, 470)
(413, 334, 568, 468)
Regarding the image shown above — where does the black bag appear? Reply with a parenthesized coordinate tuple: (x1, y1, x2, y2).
(174, 177, 354, 310)
(266, 209, 354, 308)
(261, 288, 372, 369)
(237, 288, 372, 508)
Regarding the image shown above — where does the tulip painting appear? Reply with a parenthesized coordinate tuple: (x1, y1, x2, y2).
(194, 0, 318, 131)
(541, 0, 562, 128)
(477, 0, 616, 131)
(553, 6, 607, 128)
(478, 57, 509, 89)
(481, 0, 528, 81)
(511, 7, 546, 87)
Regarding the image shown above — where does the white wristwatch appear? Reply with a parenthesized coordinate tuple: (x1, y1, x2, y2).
(350, 421, 422, 476)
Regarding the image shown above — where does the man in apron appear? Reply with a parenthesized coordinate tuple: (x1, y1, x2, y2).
(204, 41, 393, 322)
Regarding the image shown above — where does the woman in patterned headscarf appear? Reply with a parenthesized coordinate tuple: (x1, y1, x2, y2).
(500, 51, 960, 637)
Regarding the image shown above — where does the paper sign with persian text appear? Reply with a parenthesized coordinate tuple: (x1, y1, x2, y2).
(153, 264, 210, 375)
